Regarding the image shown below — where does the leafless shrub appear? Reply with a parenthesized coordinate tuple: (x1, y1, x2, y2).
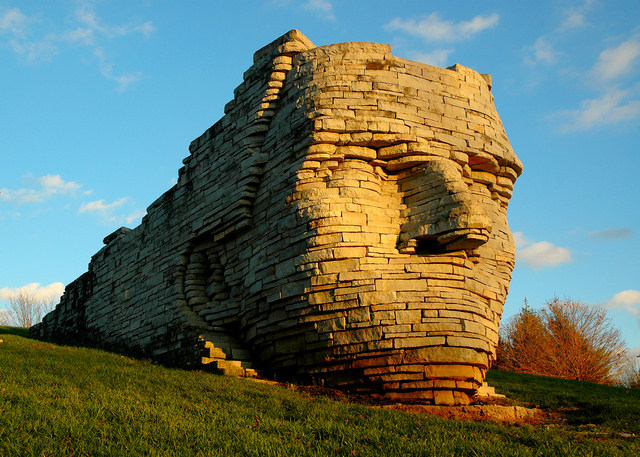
(0, 309, 11, 326)
(496, 297, 627, 385)
(6, 291, 56, 328)
(617, 354, 640, 389)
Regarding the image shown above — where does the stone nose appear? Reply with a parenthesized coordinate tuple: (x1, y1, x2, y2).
(398, 158, 492, 254)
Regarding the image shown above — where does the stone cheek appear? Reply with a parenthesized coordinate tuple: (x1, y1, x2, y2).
(30, 30, 521, 406)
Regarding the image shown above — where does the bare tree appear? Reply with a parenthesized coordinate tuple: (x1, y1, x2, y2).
(618, 355, 640, 389)
(497, 297, 627, 385)
(6, 291, 56, 328)
(0, 309, 10, 326)
(495, 300, 554, 375)
(542, 298, 627, 384)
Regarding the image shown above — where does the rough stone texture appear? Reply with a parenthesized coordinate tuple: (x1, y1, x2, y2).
(31, 30, 522, 405)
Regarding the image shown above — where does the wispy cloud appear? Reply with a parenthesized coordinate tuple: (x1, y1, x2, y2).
(93, 47, 142, 92)
(410, 49, 454, 68)
(73, 3, 155, 40)
(10, 38, 58, 61)
(524, 0, 594, 66)
(534, 6, 640, 133)
(557, 86, 640, 132)
(0, 7, 28, 34)
(0, 175, 83, 204)
(304, 0, 335, 21)
(1, 173, 144, 225)
(513, 232, 572, 269)
(558, 0, 595, 31)
(125, 209, 146, 225)
(1, 7, 57, 61)
(512, 232, 531, 249)
(1, 3, 154, 90)
(592, 39, 640, 82)
(559, 12, 586, 31)
(79, 197, 128, 214)
(0, 282, 64, 303)
(385, 13, 499, 43)
(79, 197, 145, 225)
(525, 36, 557, 66)
(587, 228, 634, 241)
(557, 37, 640, 131)
(384, 12, 498, 69)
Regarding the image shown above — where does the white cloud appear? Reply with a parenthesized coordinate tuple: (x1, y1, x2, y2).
(592, 39, 640, 82)
(0, 174, 83, 204)
(550, 33, 640, 132)
(38, 175, 82, 193)
(411, 49, 454, 68)
(606, 290, 640, 311)
(79, 197, 128, 213)
(0, 282, 64, 303)
(78, 197, 144, 225)
(385, 12, 499, 43)
(605, 290, 640, 328)
(125, 210, 147, 225)
(512, 231, 531, 249)
(304, 0, 335, 21)
(0, 7, 28, 34)
(514, 233, 572, 269)
(559, 87, 640, 131)
(587, 228, 634, 241)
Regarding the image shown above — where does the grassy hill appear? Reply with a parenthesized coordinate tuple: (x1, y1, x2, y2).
(1, 326, 638, 456)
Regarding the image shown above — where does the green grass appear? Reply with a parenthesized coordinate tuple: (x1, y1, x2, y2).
(486, 369, 640, 434)
(0, 326, 638, 456)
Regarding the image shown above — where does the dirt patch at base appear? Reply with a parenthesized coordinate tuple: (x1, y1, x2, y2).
(380, 402, 552, 424)
(281, 384, 558, 425)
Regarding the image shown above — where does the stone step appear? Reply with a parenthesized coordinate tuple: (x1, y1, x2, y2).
(244, 368, 260, 378)
(214, 360, 246, 377)
(198, 331, 259, 378)
(202, 345, 227, 359)
(474, 382, 505, 399)
(211, 359, 260, 378)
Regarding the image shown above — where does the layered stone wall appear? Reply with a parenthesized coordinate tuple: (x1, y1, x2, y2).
(31, 30, 522, 405)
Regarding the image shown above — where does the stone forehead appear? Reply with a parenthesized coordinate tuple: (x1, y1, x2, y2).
(288, 36, 522, 177)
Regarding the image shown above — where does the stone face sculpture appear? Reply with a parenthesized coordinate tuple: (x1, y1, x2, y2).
(31, 30, 522, 405)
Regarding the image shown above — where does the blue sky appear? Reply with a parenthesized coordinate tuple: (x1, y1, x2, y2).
(1, 0, 639, 350)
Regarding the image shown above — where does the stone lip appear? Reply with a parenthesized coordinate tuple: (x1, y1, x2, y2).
(270, 380, 548, 424)
(381, 403, 547, 425)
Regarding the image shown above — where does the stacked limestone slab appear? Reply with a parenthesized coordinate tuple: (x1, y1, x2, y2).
(31, 30, 522, 405)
